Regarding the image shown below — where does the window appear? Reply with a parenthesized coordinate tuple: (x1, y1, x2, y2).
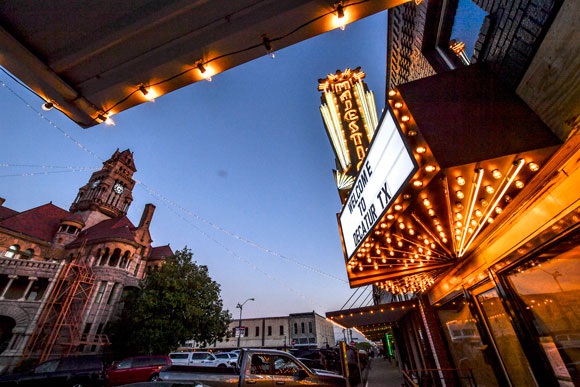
(255, 326, 260, 337)
(301, 322, 305, 334)
(250, 355, 270, 375)
(502, 241, 580, 385)
(294, 323, 298, 334)
(268, 326, 272, 336)
(273, 355, 301, 376)
(116, 359, 133, 369)
(22, 248, 34, 259)
(5, 245, 20, 258)
(94, 281, 107, 304)
(309, 322, 312, 333)
(107, 283, 119, 304)
(280, 325, 284, 335)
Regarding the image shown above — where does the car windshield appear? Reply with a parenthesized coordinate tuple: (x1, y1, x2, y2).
(34, 360, 59, 374)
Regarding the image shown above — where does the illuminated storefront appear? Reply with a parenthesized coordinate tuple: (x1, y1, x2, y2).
(326, 62, 580, 385)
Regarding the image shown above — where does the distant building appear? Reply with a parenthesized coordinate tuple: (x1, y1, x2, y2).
(188, 312, 336, 350)
(0, 148, 172, 371)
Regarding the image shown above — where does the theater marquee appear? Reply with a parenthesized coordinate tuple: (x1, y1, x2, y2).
(339, 108, 417, 261)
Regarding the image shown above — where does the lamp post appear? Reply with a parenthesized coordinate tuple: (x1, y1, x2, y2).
(236, 298, 254, 348)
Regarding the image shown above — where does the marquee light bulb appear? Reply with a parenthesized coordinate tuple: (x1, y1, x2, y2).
(528, 162, 539, 171)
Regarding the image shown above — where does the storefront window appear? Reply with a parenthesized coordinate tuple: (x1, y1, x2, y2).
(506, 244, 580, 385)
(477, 288, 537, 386)
(437, 296, 498, 386)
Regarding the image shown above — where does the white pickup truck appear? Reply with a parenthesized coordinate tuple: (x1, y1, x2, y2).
(169, 351, 232, 368)
(160, 348, 347, 386)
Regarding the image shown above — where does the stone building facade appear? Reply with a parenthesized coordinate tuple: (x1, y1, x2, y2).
(197, 312, 336, 351)
(0, 148, 172, 371)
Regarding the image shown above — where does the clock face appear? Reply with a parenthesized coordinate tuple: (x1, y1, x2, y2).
(92, 180, 100, 188)
(113, 183, 124, 194)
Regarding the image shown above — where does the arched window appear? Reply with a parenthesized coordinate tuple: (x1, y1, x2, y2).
(120, 251, 130, 269)
(4, 245, 20, 259)
(109, 248, 121, 267)
(21, 249, 34, 260)
(93, 248, 102, 266)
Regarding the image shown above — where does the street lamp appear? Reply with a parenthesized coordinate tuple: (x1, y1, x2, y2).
(236, 298, 254, 348)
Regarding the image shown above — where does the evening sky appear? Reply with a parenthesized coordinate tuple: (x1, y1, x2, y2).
(0, 13, 388, 320)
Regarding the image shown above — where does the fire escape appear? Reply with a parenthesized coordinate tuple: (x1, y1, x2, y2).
(20, 248, 108, 363)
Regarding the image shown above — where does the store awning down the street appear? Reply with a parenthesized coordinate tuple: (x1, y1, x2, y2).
(326, 299, 415, 340)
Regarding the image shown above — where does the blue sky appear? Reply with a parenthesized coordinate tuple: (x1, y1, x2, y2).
(1, 12, 387, 320)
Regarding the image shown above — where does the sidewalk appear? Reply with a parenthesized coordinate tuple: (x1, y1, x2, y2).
(362, 357, 405, 387)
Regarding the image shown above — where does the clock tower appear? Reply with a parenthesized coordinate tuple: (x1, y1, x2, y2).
(70, 148, 136, 228)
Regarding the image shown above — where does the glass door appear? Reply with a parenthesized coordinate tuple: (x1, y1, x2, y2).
(437, 295, 500, 386)
(476, 287, 538, 386)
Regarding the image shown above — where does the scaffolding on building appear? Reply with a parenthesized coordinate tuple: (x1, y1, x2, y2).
(19, 247, 107, 364)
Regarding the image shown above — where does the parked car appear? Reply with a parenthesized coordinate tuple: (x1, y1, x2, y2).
(214, 352, 238, 368)
(106, 355, 171, 386)
(291, 348, 340, 372)
(168, 352, 230, 368)
(0, 355, 106, 387)
(159, 348, 347, 386)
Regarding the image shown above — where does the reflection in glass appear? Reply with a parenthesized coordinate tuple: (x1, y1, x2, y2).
(437, 296, 498, 386)
(507, 245, 580, 385)
(477, 289, 536, 386)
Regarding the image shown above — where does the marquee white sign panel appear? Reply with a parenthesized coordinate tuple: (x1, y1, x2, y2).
(339, 108, 417, 261)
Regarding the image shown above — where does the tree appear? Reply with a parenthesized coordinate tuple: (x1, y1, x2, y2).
(106, 247, 232, 357)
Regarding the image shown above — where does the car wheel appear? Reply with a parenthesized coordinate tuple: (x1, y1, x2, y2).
(150, 374, 160, 381)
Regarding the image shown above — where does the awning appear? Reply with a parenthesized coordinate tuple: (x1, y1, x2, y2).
(326, 299, 416, 340)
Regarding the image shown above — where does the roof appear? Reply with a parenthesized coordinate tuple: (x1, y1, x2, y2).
(149, 245, 174, 259)
(73, 216, 137, 245)
(0, 205, 19, 221)
(0, 202, 70, 241)
(0, 0, 404, 128)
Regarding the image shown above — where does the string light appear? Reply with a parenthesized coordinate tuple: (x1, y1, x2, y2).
(97, 114, 115, 126)
(262, 35, 275, 59)
(334, 4, 347, 30)
(139, 85, 156, 102)
(4, 0, 425, 127)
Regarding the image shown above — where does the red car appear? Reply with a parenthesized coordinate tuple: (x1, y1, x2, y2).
(106, 355, 171, 386)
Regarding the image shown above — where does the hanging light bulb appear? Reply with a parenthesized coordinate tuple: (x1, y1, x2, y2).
(196, 61, 212, 81)
(97, 114, 115, 126)
(139, 85, 156, 102)
(262, 35, 276, 59)
(334, 4, 347, 30)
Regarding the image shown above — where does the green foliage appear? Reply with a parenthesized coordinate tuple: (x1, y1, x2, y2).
(106, 247, 232, 357)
